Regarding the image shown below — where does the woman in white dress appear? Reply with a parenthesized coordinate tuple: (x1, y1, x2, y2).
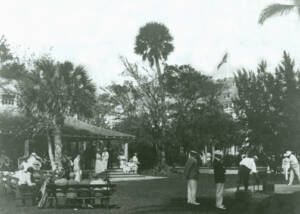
(95, 149, 104, 174)
(102, 147, 109, 171)
(73, 154, 82, 182)
(118, 152, 126, 173)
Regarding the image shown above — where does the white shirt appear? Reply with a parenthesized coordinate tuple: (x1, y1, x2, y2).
(282, 157, 290, 168)
(289, 154, 299, 166)
(240, 157, 257, 174)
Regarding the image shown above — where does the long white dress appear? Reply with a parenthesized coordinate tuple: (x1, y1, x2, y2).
(102, 151, 109, 171)
(95, 153, 104, 174)
(73, 156, 81, 182)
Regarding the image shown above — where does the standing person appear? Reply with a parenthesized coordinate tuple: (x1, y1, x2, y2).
(118, 151, 126, 173)
(95, 149, 104, 174)
(183, 150, 200, 205)
(237, 154, 257, 191)
(102, 147, 109, 171)
(132, 153, 140, 174)
(213, 150, 226, 210)
(282, 153, 290, 182)
(73, 154, 82, 182)
(286, 151, 300, 185)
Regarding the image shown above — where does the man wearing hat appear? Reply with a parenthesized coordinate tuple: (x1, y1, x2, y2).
(282, 152, 290, 181)
(286, 151, 300, 185)
(184, 150, 200, 205)
(237, 154, 257, 191)
(213, 150, 226, 210)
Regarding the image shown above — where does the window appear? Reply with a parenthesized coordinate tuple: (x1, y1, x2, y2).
(1, 94, 15, 105)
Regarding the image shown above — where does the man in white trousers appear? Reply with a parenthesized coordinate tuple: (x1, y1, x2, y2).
(286, 151, 300, 185)
(213, 150, 226, 210)
(183, 150, 200, 205)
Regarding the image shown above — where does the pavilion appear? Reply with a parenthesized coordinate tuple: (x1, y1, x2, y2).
(0, 113, 135, 168)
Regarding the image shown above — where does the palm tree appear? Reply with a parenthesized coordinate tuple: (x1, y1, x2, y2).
(18, 57, 96, 168)
(134, 22, 174, 166)
(134, 22, 174, 78)
(258, 1, 300, 24)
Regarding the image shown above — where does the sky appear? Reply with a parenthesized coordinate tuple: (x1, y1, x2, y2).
(1, 0, 300, 87)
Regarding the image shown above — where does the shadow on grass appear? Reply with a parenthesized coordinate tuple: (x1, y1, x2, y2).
(257, 192, 300, 214)
(126, 196, 251, 214)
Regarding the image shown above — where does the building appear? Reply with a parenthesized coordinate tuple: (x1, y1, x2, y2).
(218, 77, 237, 119)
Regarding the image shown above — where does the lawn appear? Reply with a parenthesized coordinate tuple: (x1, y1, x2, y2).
(0, 174, 299, 214)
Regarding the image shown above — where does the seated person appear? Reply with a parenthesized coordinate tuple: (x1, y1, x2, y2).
(14, 166, 36, 187)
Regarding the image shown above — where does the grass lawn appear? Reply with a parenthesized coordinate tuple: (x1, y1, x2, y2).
(0, 174, 299, 214)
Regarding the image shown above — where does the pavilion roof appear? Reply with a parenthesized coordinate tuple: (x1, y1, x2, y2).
(62, 117, 135, 140)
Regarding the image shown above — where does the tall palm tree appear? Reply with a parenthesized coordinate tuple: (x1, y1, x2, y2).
(18, 57, 96, 168)
(259, 0, 300, 24)
(134, 22, 174, 166)
(134, 22, 174, 78)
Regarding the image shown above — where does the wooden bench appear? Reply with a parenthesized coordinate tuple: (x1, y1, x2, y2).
(44, 183, 116, 208)
(1, 173, 39, 206)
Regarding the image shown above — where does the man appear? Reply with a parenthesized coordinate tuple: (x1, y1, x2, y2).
(237, 154, 257, 191)
(282, 153, 290, 182)
(213, 150, 226, 210)
(286, 151, 300, 185)
(183, 150, 200, 205)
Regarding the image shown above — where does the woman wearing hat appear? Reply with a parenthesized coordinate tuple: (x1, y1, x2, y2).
(213, 150, 226, 210)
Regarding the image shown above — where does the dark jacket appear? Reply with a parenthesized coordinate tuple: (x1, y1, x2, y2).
(184, 157, 199, 180)
(213, 158, 226, 183)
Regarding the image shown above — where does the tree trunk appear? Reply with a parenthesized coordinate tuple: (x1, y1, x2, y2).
(53, 124, 63, 169)
(46, 131, 56, 170)
(154, 57, 167, 167)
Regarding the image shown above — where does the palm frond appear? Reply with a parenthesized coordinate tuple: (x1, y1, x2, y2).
(258, 4, 295, 24)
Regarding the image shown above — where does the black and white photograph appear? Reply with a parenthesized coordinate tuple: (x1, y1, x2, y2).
(1, 0, 300, 213)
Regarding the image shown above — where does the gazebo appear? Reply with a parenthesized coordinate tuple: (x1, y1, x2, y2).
(0, 113, 135, 169)
(62, 117, 135, 161)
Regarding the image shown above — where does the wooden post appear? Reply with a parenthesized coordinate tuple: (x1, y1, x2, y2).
(24, 140, 30, 157)
(124, 142, 128, 161)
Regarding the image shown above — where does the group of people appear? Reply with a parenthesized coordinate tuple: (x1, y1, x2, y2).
(184, 150, 260, 210)
(69, 147, 110, 182)
(183, 149, 300, 210)
(184, 150, 226, 210)
(118, 152, 140, 174)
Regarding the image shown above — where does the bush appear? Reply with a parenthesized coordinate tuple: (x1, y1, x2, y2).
(223, 154, 239, 167)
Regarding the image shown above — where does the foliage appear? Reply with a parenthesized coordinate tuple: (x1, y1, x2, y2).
(258, 1, 299, 24)
(134, 22, 174, 67)
(234, 52, 300, 154)
(163, 64, 240, 152)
